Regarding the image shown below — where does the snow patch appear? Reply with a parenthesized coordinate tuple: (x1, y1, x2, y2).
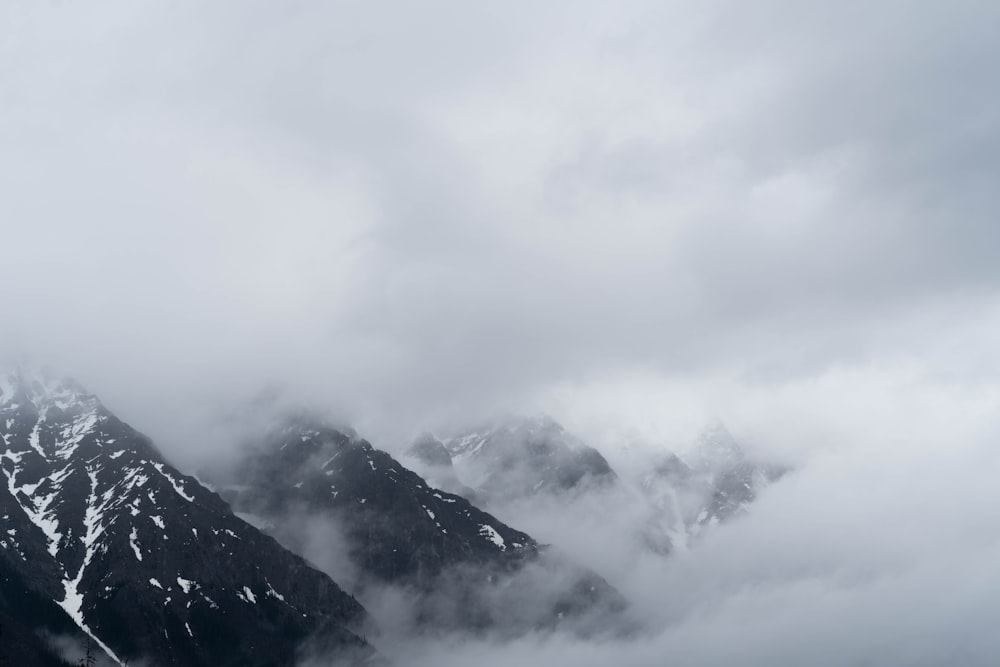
(153, 463, 195, 502)
(478, 524, 506, 550)
(129, 526, 142, 561)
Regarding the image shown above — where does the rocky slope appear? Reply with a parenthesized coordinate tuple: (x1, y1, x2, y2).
(0, 368, 377, 666)
(222, 418, 628, 636)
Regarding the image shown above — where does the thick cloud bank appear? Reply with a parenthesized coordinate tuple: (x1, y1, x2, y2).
(3, 0, 1000, 453)
(376, 417, 1000, 666)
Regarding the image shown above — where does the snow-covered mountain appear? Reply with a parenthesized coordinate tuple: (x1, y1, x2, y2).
(422, 415, 785, 557)
(220, 417, 629, 636)
(0, 368, 377, 666)
(640, 421, 787, 551)
(0, 365, 783, 660)
(432, 416, 618, 504)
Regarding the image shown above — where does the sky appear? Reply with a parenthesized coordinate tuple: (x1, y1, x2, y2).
(4, 2, 1000, 665)
(3, 0, 1000, 458)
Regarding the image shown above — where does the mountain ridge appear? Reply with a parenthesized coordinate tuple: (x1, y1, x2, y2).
(220, 416, 631, 637)
(0, 367, 378, 666)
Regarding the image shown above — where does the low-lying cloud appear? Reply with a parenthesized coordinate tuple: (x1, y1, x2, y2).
(370, 420, 1000, 666)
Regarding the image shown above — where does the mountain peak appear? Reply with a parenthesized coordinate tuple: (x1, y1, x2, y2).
(439, 415, 617, 503)
(689, 420, 744, 472)
(223, 418, 630, 637)
(0, 365, 97, 413)
(1, 373, 375, 665)
(0, 367, 118, 465)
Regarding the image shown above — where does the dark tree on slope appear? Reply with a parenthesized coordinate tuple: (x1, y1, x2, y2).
(78, 637, 97, 667)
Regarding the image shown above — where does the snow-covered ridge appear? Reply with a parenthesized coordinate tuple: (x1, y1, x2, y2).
(0, 369, 178, 664)
(437, 414, 617, 503)
(1, 367, 105, 463)
(0, 366, 100, 414)
(443, 414, 575, 460)
(2, 369, 371, 666)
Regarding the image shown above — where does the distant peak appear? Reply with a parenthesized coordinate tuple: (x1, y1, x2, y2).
(494, 413, 565, 437)
(689, 419, 744, 471)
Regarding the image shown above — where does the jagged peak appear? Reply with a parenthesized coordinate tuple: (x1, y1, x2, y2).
(0, 365, 99, 414)
(688, 419, 744, 471)
(444, 413, 578, 456)
(253, 413, 359, 449)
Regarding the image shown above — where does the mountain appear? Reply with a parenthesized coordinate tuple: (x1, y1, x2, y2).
(221, 418, 628, 636)
(436, 416, 618, 504)
(227, 421, 536, 587)
(640, 421, 787, 550)
(0, 368, 377, 666)
(687, 420, 786, 529)
(428, 415, 784, 557)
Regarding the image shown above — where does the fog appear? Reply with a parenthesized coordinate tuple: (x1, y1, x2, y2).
(4, 0, 1000, 452)
(4, 0, 1000, 664)
(365, 413, 1000, 667)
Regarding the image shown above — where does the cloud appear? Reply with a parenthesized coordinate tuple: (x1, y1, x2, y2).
(364, 417, 1000, 666)
(4, 0, 1000, 455)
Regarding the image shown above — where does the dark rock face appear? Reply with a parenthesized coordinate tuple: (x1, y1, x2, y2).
(224, 419, 629, 636)
(440, 416, 618, 504)
(0, 539, 83, 666)
(230, 422, 536, 587)
(0, 368, 376, 667)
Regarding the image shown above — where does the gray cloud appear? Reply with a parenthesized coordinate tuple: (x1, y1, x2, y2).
(4, 1, 1000, 447)
(371, 425, 1000, 666)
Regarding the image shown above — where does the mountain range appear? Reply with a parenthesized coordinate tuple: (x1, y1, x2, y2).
(1, 367, 785, 664)
(217, 418, 628, 637)
(407, 415, 784, 556)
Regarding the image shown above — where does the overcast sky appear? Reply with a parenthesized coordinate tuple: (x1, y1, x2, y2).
(5, 3, 1000, 665)
(3, 0, 1000, 457)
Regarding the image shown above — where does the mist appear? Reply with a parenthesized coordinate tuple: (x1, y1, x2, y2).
(5, 0, 1000, 455)
(368, 415, 1000, 667)
(4, 0, 1000, 665)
